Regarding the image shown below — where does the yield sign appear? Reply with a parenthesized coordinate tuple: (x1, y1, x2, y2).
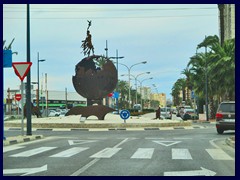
(152, 141, 181, 147)
(12, 62, 32, 81)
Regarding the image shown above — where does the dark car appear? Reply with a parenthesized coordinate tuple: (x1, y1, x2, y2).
(215, 101, 235, 134)
(182, 109, 199, 120)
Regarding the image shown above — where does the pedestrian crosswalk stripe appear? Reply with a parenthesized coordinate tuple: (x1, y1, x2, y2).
(130, 148, 154, 159)
(3, 146, 25, 153)
(206, 149, 233, 160)
(10, 147, 57, 157)
(172, 148, 192, 159)
(90, 148, 121, 158)
(50, 147, 89, 157)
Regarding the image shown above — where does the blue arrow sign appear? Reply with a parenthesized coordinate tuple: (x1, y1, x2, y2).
(120, 110, 130, 120)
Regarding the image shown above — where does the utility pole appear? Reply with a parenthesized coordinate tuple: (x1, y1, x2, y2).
(205, 36, 209, 121)
(26, 4, 32, 135)
(105, 40, 109, 107)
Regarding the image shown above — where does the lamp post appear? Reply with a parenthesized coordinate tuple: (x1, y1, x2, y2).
(135, 72, 150, 104)
(37, 52, 46, 110)
(118, 61, 147, 108)
(109, 50, 124, 113)
(140, 77, 153, 110)
(122, 72, 150, 105)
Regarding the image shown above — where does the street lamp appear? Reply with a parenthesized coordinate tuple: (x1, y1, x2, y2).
(37, 52, 46, 110)
(109, 50, 124, 113)
(140, 77, 153, 110)
(122, 72, 150, 105)
(135, 72, 150, 104)
(118, 61, 147, 108)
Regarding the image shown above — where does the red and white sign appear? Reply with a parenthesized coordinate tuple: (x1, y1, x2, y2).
(15, 94, 22, 101)
(12, 62, 32, 81)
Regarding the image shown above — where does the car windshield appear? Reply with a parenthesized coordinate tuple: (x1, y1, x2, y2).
(186, 109, 195, 113)
(219, 103, 235, 113)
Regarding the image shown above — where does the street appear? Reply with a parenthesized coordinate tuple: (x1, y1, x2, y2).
(3, 122, 235, 176)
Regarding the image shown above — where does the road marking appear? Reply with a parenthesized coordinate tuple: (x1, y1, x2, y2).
(113, 138, 129, 148)
(68, 140, 98, 146)
(90, 148, 121, 158)
(173, 138, 192, 140)
(130, 148, 154, 159)
(3, 146, 25, 153)
(172, 148, 192, 159)
(145, 137, 165, 140)
(50, 147, 89, 157)
(164, 167, 216, 176)
(70, 159, 100, 176)
(152, 140, 181, 147)
(206, 149, 233, 160)
(10, 147, 57, 157)
(3, 164, 47, 176)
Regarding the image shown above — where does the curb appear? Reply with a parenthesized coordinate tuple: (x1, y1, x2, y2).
(225, 136, 235, 148)
(4, 121, 192, 129)
(3, 135, 44, 146)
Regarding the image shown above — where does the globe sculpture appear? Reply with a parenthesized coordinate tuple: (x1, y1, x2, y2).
(66, 55, 118, 120)
(66, 20, 117, 120)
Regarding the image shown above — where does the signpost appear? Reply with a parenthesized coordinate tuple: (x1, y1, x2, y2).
(120, 109, 130, 123)
(12, 62, 32, 136)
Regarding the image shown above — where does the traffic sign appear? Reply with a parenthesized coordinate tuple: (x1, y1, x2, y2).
(3, 50, 12, 68)
(120, 109, 130, 120)
(15, 94, 22, 101)
(12, 62, 32, 81)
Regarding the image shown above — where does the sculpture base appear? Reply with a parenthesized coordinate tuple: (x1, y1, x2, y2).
(65, 105, 115, 120)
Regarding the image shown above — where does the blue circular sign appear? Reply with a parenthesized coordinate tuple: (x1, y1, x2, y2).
(120, 110, 130, 120)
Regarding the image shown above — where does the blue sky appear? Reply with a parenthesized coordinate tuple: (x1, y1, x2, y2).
(3, 4, 219, 100)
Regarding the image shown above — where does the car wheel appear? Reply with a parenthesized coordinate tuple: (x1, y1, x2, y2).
(217, 128, 224, 134)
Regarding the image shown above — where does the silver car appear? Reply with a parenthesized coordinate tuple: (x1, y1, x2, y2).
(161, 107, 172, 119)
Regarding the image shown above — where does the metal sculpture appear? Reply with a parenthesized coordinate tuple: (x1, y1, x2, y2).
(66, 21, 118, 120)
(24, 103, 41, 118)
(65, 105, 115, 120)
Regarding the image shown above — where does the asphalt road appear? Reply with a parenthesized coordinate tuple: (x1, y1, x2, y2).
(3, 123, 235, 176)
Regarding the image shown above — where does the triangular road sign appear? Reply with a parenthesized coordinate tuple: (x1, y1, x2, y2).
(12, 62, 32, 81)
(68, 140, 98, 146)
(152, 140, 181, 147)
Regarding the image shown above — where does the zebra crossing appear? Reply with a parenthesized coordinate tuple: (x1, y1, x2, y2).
(5, 145, 234, 160)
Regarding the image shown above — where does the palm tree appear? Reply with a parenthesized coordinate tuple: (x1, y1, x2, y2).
(188, 35, 235, 118)
(181, 67, 193, 104)
(198, 35, 235, 101)
(171, 78, 186, 106)
(117, 80, 129, 109)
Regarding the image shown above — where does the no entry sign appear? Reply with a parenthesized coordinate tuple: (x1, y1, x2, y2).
(15, 94, 22, 101)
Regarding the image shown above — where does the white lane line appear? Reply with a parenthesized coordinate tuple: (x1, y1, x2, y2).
(206, 149, 233, 160)
(90, 148, 121, 158)
(172, 148, 192, 159)
(70, 158, 100, 176)
(130, 148, 154, 159)
(50, 147, 89, 157)
(10, 147, 57, 157)
(3, 146, 25, 153)
(113, 138, 129, 148)
(145, 137, 165, 140)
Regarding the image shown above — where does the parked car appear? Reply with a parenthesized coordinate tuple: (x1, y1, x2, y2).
(182, 109, 199, 120)
(48, 110, 60, 117)
(171, 107, 177, 114)
(215, 101, 235, 134)
(161, 107, 172, 119)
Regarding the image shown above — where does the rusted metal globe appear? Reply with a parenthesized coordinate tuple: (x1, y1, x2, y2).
(72, 55, 117, 101)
